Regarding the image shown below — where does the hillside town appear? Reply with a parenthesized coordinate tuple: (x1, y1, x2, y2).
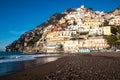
(35, 5, 118, 53)
(6, 5, 120, 53)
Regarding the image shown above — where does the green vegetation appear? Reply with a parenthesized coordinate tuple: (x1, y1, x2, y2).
(80, 32, 89, 35)
(105, 35, 117, 47)
(47, 13, 66, 25)
(111, 26, 118, 35)
(115, 40, 120, 45)
(103, 20, 109, 26)
(105, 26, 120, 47)
(27, 34, 42, 46)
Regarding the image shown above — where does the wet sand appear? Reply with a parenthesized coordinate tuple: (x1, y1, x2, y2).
(0, 52, 120, 80)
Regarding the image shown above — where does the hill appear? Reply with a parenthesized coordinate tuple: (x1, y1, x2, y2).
(6, 5, 120, 53)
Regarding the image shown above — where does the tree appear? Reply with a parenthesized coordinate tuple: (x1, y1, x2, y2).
(111, 26, 117, 35)
(115, 41, 120, 45)
(27, 34, 42, 46)
(116, 25, 120, 34)
(105, 35, 117, 47)
(103, 20, 109, 26)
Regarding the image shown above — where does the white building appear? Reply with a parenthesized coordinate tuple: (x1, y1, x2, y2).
(63, 40, 79, 53)
(59, 31, 77, 38)
(109, 16, 120, 26)
(78, 26, 90, 32)
(89, 28, 103, 36)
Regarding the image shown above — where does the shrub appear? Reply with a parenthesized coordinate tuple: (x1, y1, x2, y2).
(27, 34, 42, 46)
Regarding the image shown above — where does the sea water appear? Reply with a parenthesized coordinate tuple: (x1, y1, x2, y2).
(0, 52, 59, 77)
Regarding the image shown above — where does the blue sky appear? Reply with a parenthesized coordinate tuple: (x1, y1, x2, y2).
(0, 0, 120, 51)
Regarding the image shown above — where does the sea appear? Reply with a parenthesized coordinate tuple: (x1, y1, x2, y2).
(0, 51, 60, 77)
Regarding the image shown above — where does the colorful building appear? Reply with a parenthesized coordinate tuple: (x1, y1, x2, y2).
(109, 16, 120, 26)
(103, 26, 111, 35)
(83, 18, 102, 29)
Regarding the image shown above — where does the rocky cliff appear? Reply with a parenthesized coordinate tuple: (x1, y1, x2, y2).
(5, 8, 73, 53)
(6, 6, 120, 54)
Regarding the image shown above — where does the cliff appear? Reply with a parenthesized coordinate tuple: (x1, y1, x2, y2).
(6, 6, 120, 54)
(5, 8, 73, 53)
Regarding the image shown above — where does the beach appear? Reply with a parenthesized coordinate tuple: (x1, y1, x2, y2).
(0, 52, 120, 80)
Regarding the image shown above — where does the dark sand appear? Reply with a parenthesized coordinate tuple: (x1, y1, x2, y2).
(0, 52, 120, 80)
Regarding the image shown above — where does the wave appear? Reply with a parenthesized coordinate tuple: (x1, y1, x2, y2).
(0, 52, 59, 63)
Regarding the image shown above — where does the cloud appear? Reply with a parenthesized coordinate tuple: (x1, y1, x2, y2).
(9, 30, 25, 35)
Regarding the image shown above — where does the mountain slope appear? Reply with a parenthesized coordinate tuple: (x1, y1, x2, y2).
(6, 6, 120, 53)
(5, 9, 73, 53)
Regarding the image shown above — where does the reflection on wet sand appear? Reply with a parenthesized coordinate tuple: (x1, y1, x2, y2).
(20, 57, 59, 69)
(0, 56, 59, 77)
(36, 57, 59, 64)
(22, 57, 59, 69)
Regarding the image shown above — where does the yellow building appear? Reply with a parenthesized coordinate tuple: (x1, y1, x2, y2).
(50, 37, 70, 41)
(103, 26, 111, 35)
(83, 18, 102, 29)
(46, 31, 59, 38)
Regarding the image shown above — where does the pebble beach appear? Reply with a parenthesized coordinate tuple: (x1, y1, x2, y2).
(0, 52, 120, 80)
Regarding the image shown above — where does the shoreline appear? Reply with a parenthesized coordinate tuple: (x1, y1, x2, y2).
(0, 52, 120, 80)
(0, 54, 64, 77)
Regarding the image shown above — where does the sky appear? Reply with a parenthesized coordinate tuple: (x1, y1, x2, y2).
(0, 0, 120, 51)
